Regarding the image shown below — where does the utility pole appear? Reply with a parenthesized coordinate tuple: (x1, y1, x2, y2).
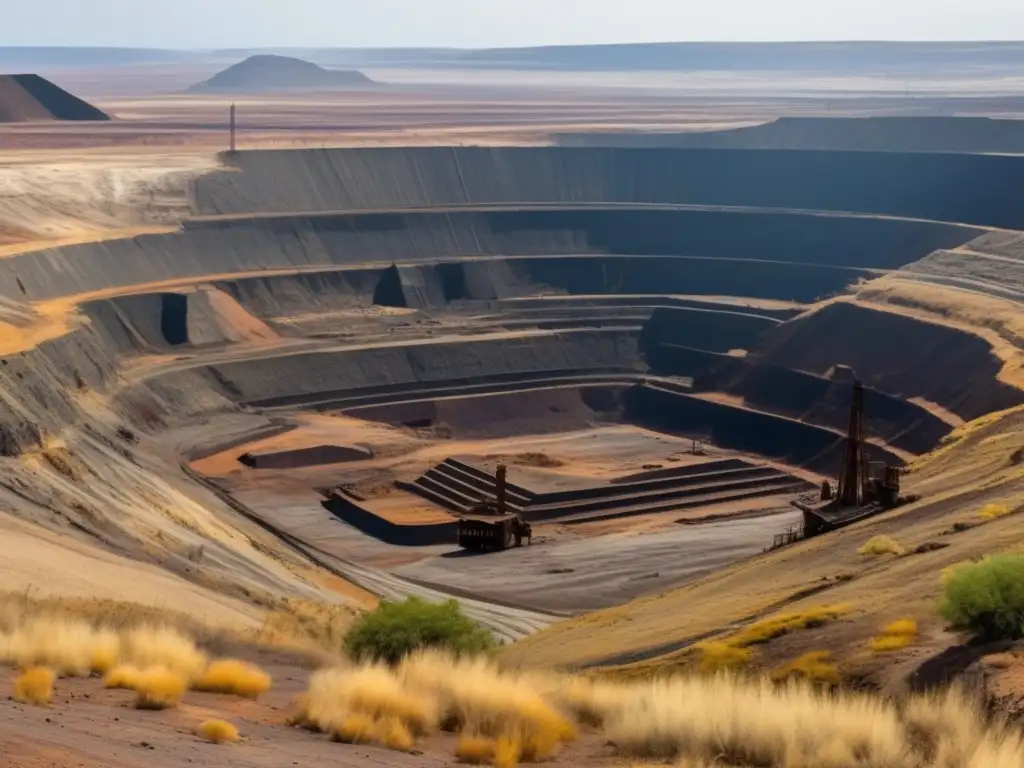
(229, 103, 236, 153)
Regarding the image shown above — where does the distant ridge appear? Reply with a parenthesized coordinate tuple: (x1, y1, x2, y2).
(190, 55, 375, 93)
(0, 74, 110, 123)
(557, 117, 1024, 155)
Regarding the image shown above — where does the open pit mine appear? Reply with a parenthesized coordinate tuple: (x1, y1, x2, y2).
(2, 136, 1022, 637)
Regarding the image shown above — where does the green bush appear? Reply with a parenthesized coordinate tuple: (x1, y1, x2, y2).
(939, 555, 1024, 641)
(343, 597, 496, 664)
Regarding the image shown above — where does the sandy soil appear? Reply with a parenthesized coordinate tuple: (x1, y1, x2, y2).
(0, 151, 215, 253)
(196, 419, 714, 488)
(0, 514, 262, 630)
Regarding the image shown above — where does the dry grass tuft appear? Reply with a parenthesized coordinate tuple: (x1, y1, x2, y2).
(254, 597, 360, 657)
(979, 503, 1014, 521)
(730, 605, 850, 647)
(0, 618, 120, 676)
(104, 664, 143, 690)
(131, 666, 188, 710)
(198, 719, 240, 744)
(288, 650, 1024, 767)
(525, 672, 626, 727)
(398, 652, 577, 761)
(13, 666, 54, 705)
(869, 619, 919, 654)
(379, 718, 415, 752)
(120, 626, 207, 680)
(330, 713, 379, 744)
(456, 734, 497, 764)
(859, 535, 907, 557)
(302, 664, 438, 750)
(193, 659, 271, 698)
(695, 641, 753, 674)
(603, 675, 1023, 766)
(494, 735, 522, 767)
(769, 651, 840, 686)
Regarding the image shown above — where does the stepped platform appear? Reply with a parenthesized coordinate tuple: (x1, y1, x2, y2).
(399, 456, 812, 524)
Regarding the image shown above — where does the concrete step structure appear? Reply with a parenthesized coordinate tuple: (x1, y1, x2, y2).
(402, 454, 812, 523)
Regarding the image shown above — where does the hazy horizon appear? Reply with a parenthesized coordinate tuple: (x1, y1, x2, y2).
(4, 0, 1024, 49)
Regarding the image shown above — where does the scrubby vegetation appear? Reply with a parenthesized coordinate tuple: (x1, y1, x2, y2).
(940, 554, 1024, 640)
(282, 649, 1024, 766)
(869, 619, 919, 653)
(695, 641, 752, 674)
(131, 666, 188, 710)
(769, 651, 840, 686)
(13, 666, 54, 705)
(3, 598, 1024, 766)
(193, 659, 272, 698)
(198, 719, 241, 744)
(859, 535, 906, 557)
(978, 502, 1014, 521)
(343, 597, 496, 664)
(292, 652, 577, 762)
(663, 605, 851, 678)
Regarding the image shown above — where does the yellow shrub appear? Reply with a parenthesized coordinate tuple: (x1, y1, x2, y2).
(696, 642, 752, 674)
(87, 632, 121, 675)
(104, 664, 143, 690)
(398, 652, 576, 759)
(769, 651, 840, 686)
(13, 667, 54, 705)
(456, 735, 497, 764)
(193, 659, 271, 698)
(869, 618, 919, 653)
(132, 667, 187, 710)
(883, 619, 918, 637)
(979, 504, 1013, 521)
(286, 693, 313, 729)
(494, 735, 522, 768)
(869, 635, 915, 653)
(731, 605, 850, 647)
(198, 719, 240, 744)
(120, 626, 206, 680)
(380, 718, 414, 752)
(331, 713, 379, 744)
(303, 665, 436, 751)
(604, 675, 907, 763)
(0, 618, 120, 676)
(525, 673, 626, 727)
(859, 536, 906, 557)
(308, 665, 437, 735)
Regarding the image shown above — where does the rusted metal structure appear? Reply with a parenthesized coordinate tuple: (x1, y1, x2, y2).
(836, 380, 871, 508)
(455, 463, 532, 551)
(791, 379, 903, 538)
(466, 463, 509, 516)
(456, 515, 533, 552)
(495, 463, 507, 515)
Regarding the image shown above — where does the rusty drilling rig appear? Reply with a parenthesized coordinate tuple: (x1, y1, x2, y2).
(792, 380, 903, 537)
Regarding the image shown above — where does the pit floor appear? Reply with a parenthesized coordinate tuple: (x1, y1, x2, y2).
(188, 412, 813, 614)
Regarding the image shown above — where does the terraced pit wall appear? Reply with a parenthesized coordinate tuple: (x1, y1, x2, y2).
(187, 329, 642, 407)
(652, 347, 951, 454)
(0, 210, 978, 305)
(758, 303, 1022, 421)
(196, 146, 1024, 229)
(626, 385, 904, 472)
(555, 117, 1024, 154)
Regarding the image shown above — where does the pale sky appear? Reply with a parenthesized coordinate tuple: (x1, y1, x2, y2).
(4, 0, 1024, 48)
